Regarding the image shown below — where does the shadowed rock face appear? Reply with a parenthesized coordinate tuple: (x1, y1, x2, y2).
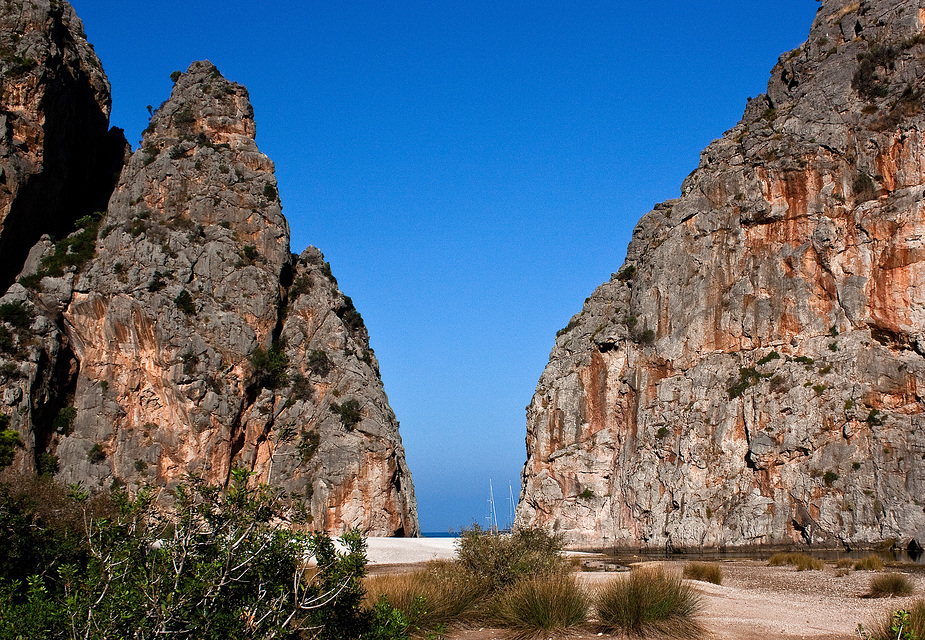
(0, 0, 126, 292)
(518, 0, 925, 550)
(0, 6, 418, 537)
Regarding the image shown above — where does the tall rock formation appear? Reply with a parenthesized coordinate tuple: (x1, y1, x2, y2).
(518, 0, 925, 550)
(0, 3, 418, 537)
(0, 0, 126, 292)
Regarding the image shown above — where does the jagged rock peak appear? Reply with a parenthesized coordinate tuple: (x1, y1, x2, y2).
(0, 0, 126, 292)
(0, 47, 418, 535)
(517, 0, 925, 551)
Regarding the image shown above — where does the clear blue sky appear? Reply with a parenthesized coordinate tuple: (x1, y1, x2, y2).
(69, 0, 818, 533)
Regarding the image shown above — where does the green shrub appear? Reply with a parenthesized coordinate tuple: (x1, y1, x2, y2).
(578, 488, 595, 500)
(595, 566, 704, 638)
(308, 349, 332, 377)
(869, 573, 915, 598)
(757, 351, 781, 366)
(52, 406, 77, 435)
(728, 367, 765, 399)
(173, 108, 195, 125)
(17, 273, 42, 290)
(36, 452, 59, 476)
(170, 70, 182, 82)
(854, 554, 884, 571)
(330, 399, 362, 430)
(286, 373, 314, 406)
(616, 264, 636, 282)
(823, 471, 839, 487)
(0, 414, 21, 468)
(39, 212, 104, 277)
(250, 340, 289, 390)
(0, 326, 13, 353)
(290, 274, 313, 298)
(337, 296, 365, 333)
(148, 270, 167, 292)
(865, 601, 925, 640)
(853, 172, 878, 202)
(456, 525, 565, 592)
(263, 183, 278, 200)
(241, 245, 259, 263)
(488, 573, 588, 639)
(0, 300, 32, 329)
(87, 443, 106, 464)
(297, 430, 321, 463)
(683, 561, 722, 585)
(0, 469, 372, 640)
(767, 552, 823, 571)
(174, 289, 196, 315)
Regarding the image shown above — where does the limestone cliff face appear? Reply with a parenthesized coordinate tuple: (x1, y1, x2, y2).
(0, 0, 126, 291)
(518, 0, 925, 550)
(0, 6, 417, 537)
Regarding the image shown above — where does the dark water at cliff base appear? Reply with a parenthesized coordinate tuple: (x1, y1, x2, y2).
(580, 545, 925, 569)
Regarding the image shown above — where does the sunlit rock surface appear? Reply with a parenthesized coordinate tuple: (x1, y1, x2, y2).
(517, 0, 925, 550)
(0, 3, 418, 537)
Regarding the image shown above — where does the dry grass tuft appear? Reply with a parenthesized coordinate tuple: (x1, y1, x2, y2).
(869, 572, 915, 598)
(767, 552, 824, 571)
(853, 554, 885, 571)
(595, 566, 705, 639)
(487, 573, 589, 639)
(683, 561, 722, 585)
(363, 560, 484, 630)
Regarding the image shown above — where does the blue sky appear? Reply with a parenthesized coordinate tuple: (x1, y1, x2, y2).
(69, 1, 818, 532)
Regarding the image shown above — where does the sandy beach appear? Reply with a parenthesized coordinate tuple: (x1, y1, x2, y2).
(365, 538, 925, 639)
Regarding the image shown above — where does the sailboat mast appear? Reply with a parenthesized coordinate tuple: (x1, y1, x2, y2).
(489, 479, 498, 534)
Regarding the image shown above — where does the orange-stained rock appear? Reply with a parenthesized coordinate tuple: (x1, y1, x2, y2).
(518, 0, 925, 549)
(0, 29, 418, 536)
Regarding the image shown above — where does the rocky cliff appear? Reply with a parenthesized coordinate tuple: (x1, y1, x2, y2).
(517, 0, 925, 550)
(0, 0, 125, 292)
(0, 2, 418, 537)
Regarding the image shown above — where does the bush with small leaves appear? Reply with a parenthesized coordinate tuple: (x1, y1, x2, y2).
(0, 414, 21, 468)
(0, 470, 373, 640)
(87, 443, 106, 464)
(456, 525, 566, 592)
(865, 601, 925, 640)
(330, 399, 362, 430)
(297, 430, 321, 464)
(174, 289, 196, 315)
(250, 340, 289, 390)
(52, 406, 77, 435)
(0, 300, 32, 329)
(308, 349, 332, 377)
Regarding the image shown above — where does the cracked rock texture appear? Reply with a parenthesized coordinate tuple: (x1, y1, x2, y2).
(517, 0, 925, 550)
(0, 0, 126, 292)
(0, 3, 418, 537)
